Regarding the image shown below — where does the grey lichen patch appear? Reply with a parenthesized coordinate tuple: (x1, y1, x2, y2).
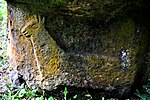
(120, 49, 130, 71)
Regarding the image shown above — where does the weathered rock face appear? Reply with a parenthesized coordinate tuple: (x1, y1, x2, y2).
(6, 0, 150, 96)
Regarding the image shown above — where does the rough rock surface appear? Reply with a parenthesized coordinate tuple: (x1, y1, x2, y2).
(6, 0, 150, 96)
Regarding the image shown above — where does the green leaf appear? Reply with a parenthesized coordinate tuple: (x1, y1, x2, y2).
(0, 16, 3, 20)
(64, 87, 68, 95)
(0, 62, 2, 67)
(135, 90, 146, 100)
(18, 89, 26, 98)
(3, 57, 8, 60)
(31, 89, 37, 95)
(85, 94, 91, 97)
(73, 95, 77, 99)
(26, 91, 32, 97)
(20, 83, 25, 89)
(85, 94, 92, 99)
(40, 96, 44, 100)
(5, 84, 12, 91)
(26, 89, 37, 97)
(35, 96, 44, 100)
(48, 96, 54, 100)
(102, 97, 105, 100)
(64, 87, 68, 100)
(35, 97, 41, 100)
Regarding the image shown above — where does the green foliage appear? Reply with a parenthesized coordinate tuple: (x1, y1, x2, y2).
(1, 84, 95, 99)
(1, 85, 92, 100)
(2, 83, 39, 100)
(135, 85, 150, 100)
(102, 97, 104, 100)
(0, 0, 7, 54)
(73, 95, 77, 99)
(0, 0, 7, 35)
(85, 93, 92, 100)
(48, 96, 54, 100)
(84, 90, 92, 100)
(0, 56, 8, 67)
(64, 87, 68, 100)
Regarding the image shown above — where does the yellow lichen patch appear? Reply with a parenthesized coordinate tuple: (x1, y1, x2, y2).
(84, 55, 104, 66)
(88, 58, 136, 87)
(85, 54, 132, 86)
(40, 36, 64, 84)
(44, 59, 60, 77)
(41, 55, 61, 85)
(89, 70, 102, 78)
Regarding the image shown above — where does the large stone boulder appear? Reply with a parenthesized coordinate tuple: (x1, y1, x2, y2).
(6, 0, 150, 96)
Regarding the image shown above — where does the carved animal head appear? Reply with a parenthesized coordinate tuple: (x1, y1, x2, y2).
(21, 15, 45, 37)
